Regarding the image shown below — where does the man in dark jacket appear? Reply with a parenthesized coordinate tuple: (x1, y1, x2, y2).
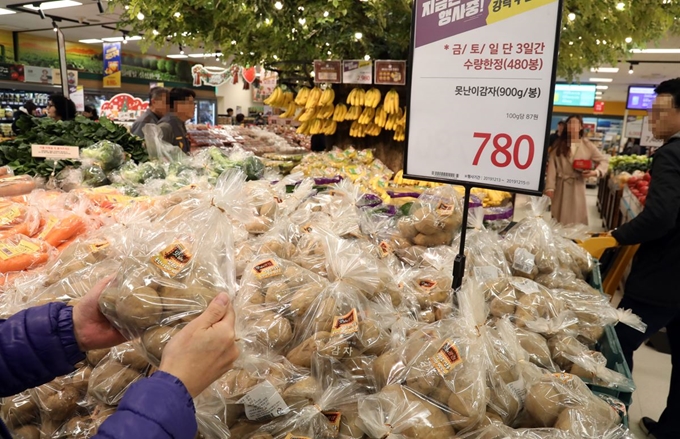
(0, 276, 239, 439)
(131, 87, 169, 138)
(159, 88, 196, 154)
(611, 78, 680, 439)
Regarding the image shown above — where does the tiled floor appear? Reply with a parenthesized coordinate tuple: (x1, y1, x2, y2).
(512, 188, 672, 438)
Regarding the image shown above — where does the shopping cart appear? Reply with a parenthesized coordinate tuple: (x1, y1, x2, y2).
(577, 233, 639, 299)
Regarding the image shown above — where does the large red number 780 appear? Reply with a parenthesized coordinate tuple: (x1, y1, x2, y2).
(472, 132, 535, 170)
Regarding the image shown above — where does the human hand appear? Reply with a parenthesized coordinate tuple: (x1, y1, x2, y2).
(72, 275, 126, 352)
(159, 293, 240, 398)
(545, 190, 554, 199)
(582, 170, 598, 178)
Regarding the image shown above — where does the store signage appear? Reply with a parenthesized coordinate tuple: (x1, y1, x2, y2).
(31, 145, 80, 160)
(99, 93, 148, 122)
(625, 117, 643, 138)
(404, 0, 563, 194)
(594, 101, 605, 114)
(374, 60, 407, 86)
(313, 61, 342, 84)
(343, 60, 373, 84)
(191, 64, 230, 87)
(640, 116, 664, 148)
(0, 63, 24, 82)
(242, 66, 257, 84)
(627, 86, 656, 111)
(103, 42, 122, 88)
(24, 66, 53, 84)
(71, 86, 85, 112)
(553, 84, 596, 107)
(52, 69, 78, 87)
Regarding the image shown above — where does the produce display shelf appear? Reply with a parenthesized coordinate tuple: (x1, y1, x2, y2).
(586, 263, 634, 425)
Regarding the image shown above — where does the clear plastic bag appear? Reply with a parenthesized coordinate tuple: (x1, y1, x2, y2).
(503, 197, 558, 279)
(87, 348, 146, 406)
(458, 207, 511, 283)
(143, 124, 187, 163)
(357, 391, 432, 438)
(397, 185, 462, 248)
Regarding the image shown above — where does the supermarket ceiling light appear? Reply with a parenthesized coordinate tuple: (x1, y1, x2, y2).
(0, 8, 16, 15)
(102, 36, 142, 42)
(25, 1, 82, 10)
(79, 39, 103, 43)
(588, 77, 613, 82)
(596, 85, 609, 90)
(630, 48, 680, 54)
(590, 67, 619, 73)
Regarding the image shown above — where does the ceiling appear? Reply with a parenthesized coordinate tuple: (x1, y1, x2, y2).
(0, 0, 226, 65)
(0, 0, 677, 93)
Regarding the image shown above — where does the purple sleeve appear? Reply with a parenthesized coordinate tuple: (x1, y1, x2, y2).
(0, 303, 84, 397)
(94, 372, 197, 439)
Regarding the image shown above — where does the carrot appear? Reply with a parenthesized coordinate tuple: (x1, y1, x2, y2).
(43, 215, 87, 248)
(0, 223, 31, 239)
(56, 237, 79, 253)
(0, 252, 49, 273)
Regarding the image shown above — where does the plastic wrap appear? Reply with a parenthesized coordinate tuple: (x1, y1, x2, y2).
(357, 391, 432, 438)
(87, 347, 146, 406)
(396, 185, 462, 248)
(1, 392, 39, 430)
(502, 197, 558, 279)
(0, 234, 56, 274)
(459, 207, 512, 283)
(143, 124, 187, 163)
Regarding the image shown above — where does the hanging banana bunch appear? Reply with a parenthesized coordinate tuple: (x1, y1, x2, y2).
(305, 87, 323, 109)
(346, 88, 366, 107)
(384, 89, 400, 114)
(394, 124, 405, 141)
(279, 102, 297, 118)
(297, 120, 311, 135)
(364, 88, 382, 108)
(333, 104, 348, 122)
(319, 86, 335, 106)
(295, 87, 311, 106)
(374, 106, 387, 128)
(345, 106, 362, 121)
(350, 121, 367, 138)
(317, 103, 335, 120)
(358, 107, 375, 125)
(264, 87, 286, 107)
(299, 107, 319, 122)
(366, 123, 382, 136)
(322, 120, 337, 135)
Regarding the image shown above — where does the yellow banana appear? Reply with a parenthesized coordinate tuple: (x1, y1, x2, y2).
(295, 87, 310, 106)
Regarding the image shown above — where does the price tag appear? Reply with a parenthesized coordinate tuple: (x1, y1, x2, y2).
(237, 381, 290, 421)
(403, 0, 561, 194)
(31, 145, 80, 160)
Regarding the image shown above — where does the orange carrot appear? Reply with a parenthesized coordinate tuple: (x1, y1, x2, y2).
(0, 252, 49, 273)
(43, 215, 86, 248)
(56, 237, 78, 252)
(0, 223, 31, 239)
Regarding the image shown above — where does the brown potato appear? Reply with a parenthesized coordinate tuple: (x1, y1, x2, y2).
(142, 325, 182, 365)
(286, 332, 331, 368)
(86, 349, 111, 367)
(115, 286, 163, 332)
(63, 415, 93, 439)
(281, 377, 320, 409)
(12, 425, 40, 439)
(524, 381, 567, 427)
(372, 351, 402, 389)
(40, 385, 80, 421)
(1, 393, 38, 428)
(381, 384, 457, 439)
(218, 369, 259, 398)
(118, 345, 149, 372)
(88, 361, 142, 406)
(414, 214, 442, 235)
(159, 285, 218, 323)
(289, 284, 323, 317)
(413, 232, 452, 247)
(254, 312, 293, 350)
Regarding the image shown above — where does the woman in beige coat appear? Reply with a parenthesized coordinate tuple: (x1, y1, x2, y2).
(545, 115, 609, 225)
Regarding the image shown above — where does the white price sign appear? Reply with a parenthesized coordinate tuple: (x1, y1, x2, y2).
(31, 145, 80, 160)
(404, 0, 563, 194)
(343, 60, 373, 84)
(640, 116, 664, 148)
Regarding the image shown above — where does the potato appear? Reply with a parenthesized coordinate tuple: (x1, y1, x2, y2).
(312, 298, 337, 333)
(488, 385, 521, 423)
(245, 217, 271, 234)
(338, 402, 365, 438)
(115, 286, 163, 331)
(414, 213, 441, 235)
(86, 349, 110, 367)
(259, 201, 277, 219)
(40, 385, 80, 421)
(264, 282, 288, 304)
(67, 366, 93, 392)
(118, 345, 149, 372)
(516, 329, 554, 370)
(524, 381, 567, 427)
(356, 320, 388, 356)
(413, 232, 452, 247)
(381, 384, 457, 439)
(227, 421, 267, 438)
(405, 368, 440, 397)
(88, 362, 142, 406)
(159, 286, 218, 323)
(286, 332, 331, 368)
(218, 369, 259, 398)
(98, 288, 119, 321)
(142, 325, 182, 365)
(548, 335, 583, 371)
(1, 393, 38, 428)
(318, 334, 351, 359)
(64, 415, 93, 439)
(254, 312, 293, 350)
(41, 418, 63, 438)
(372, 351, 402, 389)
(398, 219, 418, 241)
(554, 406, 618, 436)
(12, 425, 40, 439)
(489, 290, 516, 318)
(281, 377, 320, 409)
(289, 284, 323, 317)
(429, 384, 453, 406)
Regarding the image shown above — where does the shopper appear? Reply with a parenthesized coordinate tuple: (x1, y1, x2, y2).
(610, 78, 680, 439)
(82, 105, 98, 121)
(235, 113, 245, 126)
(11, 101, 37, 135)
(159, 88, 196, 154)
(0, 275, 239, 439)
(547, 120, 565, 151)
(131, 87, 169, 138)
(226, 108, 234, 118)
(544, 114, 608, 225)
(47, 94, 77, 122)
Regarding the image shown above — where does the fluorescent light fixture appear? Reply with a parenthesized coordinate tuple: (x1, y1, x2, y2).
(630, 48, 680, 54)
(590, 67, 619, 73)
(0, 8, 16, 15)
(167, 54, 188, 59)
(102, 36, 142, 42)
(588, 77, 613, 82)
(25, 1, 82, 10)
(79, 39, 103, 44)
(596, 85, 609, 90)
(187, 53, 222, 58)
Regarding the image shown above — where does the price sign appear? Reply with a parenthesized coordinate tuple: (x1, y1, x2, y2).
(31, 145, 80, 160)
(404, 0, 563, 194)
(313, 61, 342, 84)
(343, 60, 373, 84)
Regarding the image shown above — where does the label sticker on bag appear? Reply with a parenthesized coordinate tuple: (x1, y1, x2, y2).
(510, 278, 540, 295)
(512, 248, 536, 274)
(507, 376, 527, 404)
(252, 259, 283, 280)
(301, 223, 314, 234)
(0, 206, 21, 226)
(150, 241, 192, 278)
(378, 241, 393, 258)
(0, 239, 40, 261)
(88, 239, 111, 254)
(331, 308, 359, 336)
(429, 339, 463, 377)
(552, 372, 575, 384)
(418, 279, 438, 291)
(38, 215, 59, 240)
(436, 202, 455, 216)
(323, 411, 342, 431)
(474, 266, 502, 283)
(237, 380, 290, 421)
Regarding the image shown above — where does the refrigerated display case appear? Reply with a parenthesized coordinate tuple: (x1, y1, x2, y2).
(195, 99, 216, 125)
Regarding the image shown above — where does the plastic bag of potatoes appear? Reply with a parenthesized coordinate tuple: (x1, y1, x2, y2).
(456, 207, 512, 284)
(87, 343, 149, 406)
(357, 391, 433, 439)
(396, 185, 463, 248)
(503, 197, 559, 279)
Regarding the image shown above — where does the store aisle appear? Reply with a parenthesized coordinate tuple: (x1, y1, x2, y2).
(628, 345, 672, 438)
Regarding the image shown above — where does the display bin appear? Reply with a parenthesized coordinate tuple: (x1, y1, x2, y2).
(586, 262, 634, 425)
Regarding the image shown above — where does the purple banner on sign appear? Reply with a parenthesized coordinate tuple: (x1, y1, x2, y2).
(415, 0, 489, 48)
(627, 86, 656, 110)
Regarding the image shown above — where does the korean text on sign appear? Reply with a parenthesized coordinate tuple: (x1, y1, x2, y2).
(422, 0, 483, 27)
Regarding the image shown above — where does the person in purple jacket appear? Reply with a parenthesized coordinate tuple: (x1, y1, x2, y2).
(0, 276, 240, 439)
